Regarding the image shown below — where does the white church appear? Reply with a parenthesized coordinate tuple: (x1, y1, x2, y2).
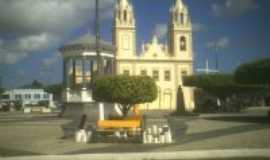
(113, 0, 195, 111)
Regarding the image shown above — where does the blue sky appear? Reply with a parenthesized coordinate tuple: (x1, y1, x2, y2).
(0, 0, 269, 88)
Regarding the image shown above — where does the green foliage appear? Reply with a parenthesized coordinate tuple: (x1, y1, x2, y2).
(0, 88, 4, 96)
(234, 58, 270, 85)
(184, 74, 234, 87)
(176, 87, 185, 113)
(93, 75, 158, 117)
(44, 84, 63, 101)
(21, 80, 44, 89)
(14, 101, 23, 111)
(38, 100, 49, 108)
(183, 74, 266, 99)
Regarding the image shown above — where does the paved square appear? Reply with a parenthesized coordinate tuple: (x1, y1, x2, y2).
(0, 107, 270, 157)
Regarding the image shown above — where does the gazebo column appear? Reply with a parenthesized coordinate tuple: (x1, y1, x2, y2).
(72, 58, 77, 88)
(63, 58, 71, 102)
(90, 60, 94, 85)
(82, 57, 87, 90)
(63, 58, 71, 89)
(81, 57, 90, 102)
(63, 58, 67, 88)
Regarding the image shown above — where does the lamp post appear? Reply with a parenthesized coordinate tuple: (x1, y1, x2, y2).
(95, 0, 104, 76)
(95, 0, 105, 121)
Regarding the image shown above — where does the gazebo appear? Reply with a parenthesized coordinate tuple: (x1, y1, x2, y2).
(59, 33, 115, 119)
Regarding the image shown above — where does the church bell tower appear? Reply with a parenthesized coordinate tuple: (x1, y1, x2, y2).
(169, 0, 193, 60)
(113, 0, 136, 60)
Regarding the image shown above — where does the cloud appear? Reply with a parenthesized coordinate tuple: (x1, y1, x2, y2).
(154, 24, 168, 40)
(0, 0, 114, 64)
(0, 33, 59, 64)
(207, 37, 230, 49)
(211, 0, 259, 17)
(192, 23, 207, 32)
(41, 52, 62, 71)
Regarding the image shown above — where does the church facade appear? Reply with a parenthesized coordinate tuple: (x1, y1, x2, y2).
(113, 0, 195, 111)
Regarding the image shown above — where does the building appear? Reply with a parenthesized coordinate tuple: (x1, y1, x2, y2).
(1, 89, 54, 108)
(60, 33, 115, 103)
(59, 33, 115, 119)
(113, 0, 195, 111)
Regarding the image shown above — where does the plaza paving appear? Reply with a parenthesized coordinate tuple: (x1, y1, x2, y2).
(0, 107, 269, 157)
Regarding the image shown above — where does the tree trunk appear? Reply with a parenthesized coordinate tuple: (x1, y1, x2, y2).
(121, 104, 131, 118)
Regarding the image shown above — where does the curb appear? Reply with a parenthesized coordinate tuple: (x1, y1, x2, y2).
(1, 149, 270, 160)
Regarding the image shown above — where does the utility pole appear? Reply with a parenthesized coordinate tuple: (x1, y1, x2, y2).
(215, 44, 219, 72)
(95, 0, 103, 76)
(95, 0, 105, 121)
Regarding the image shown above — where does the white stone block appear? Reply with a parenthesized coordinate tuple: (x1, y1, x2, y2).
(147, 134, 153, 143)
(165, 129, 173, 144)
(75, 129, 89, 143)
(23, 108, 31, 114)
(159, 135, 165, 144)
(152, 125, 158, 135)
(42, 108, 52, 113)
(143, 131, 148, 144)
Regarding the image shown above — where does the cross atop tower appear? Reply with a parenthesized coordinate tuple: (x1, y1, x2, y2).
(118, 0, 129, 8)
(175, 0, 184, 10)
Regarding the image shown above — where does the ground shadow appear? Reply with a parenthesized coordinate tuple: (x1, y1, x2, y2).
(0, 147, 42, 157)
(203, 116, 270, 124)
(180, 123, 269, 144)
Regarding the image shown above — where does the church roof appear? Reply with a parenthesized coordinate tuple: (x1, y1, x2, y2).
(59, 33, 115, 53)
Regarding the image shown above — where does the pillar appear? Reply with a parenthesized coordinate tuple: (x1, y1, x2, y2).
(72, 58, 76, 88)
(82, 57, 87, 89)
(63, 58, 71, 89)
(90, 60, 94, 85)
(63, 58, 67, 88)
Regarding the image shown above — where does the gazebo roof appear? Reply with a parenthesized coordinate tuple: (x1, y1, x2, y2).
(60, 33, 115, 53)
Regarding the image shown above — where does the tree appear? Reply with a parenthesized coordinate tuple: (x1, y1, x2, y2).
(0, 88, 4, 95)
(176, 87, 185, 113)
(93, 75, 158, 117)
(183, 74, 263, 99)
(234, 58, 270, 85)
(44, 84, 63, 101)
(20, 80, 44, 89)
(31, 80, 44, 88)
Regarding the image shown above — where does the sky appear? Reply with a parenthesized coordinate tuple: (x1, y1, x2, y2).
(0, 0, 269, 88)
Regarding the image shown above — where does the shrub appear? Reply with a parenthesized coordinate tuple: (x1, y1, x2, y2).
(38, 100, 49, 108)
(14, 101, 23, 111)
(183, 74, 268, 113)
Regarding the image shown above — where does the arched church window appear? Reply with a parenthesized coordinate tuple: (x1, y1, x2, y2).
(180, 13, 184, 24)
(124, 10, 127, 21)
(180, 36, 187, 51)
(175, 12, 178, 22)
(118, 10, 121, 20)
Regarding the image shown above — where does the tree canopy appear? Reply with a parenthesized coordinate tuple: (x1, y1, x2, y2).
(93, 75, 157, 117)
(183, 74, 265, 99)
(0, 88, 4, 95)
(20, 80, 44, 89)
(44, 84, 63, 101)
(234, 58, 270, 85)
